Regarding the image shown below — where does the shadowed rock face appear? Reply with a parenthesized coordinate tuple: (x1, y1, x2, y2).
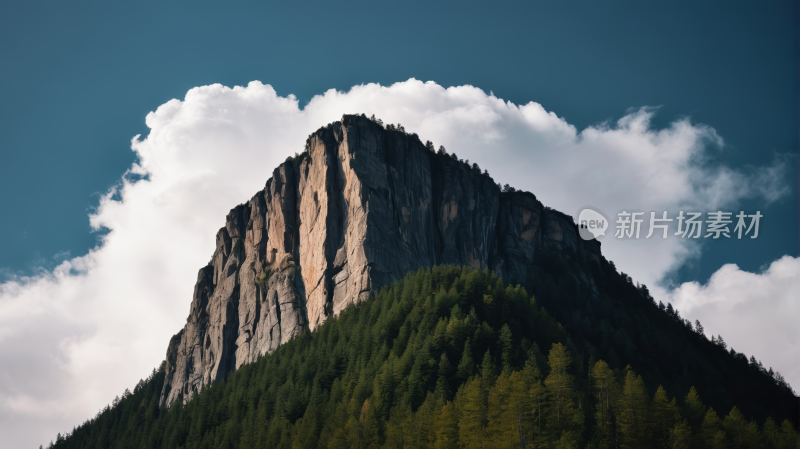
(160, 114, 602, 406)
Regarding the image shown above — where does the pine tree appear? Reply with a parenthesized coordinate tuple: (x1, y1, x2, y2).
(723, 406, 749, 448)
(510, 366, 536, 447)
(522, 379, 542, 445)
(433, 401, 460, 449)
(457, 339, 476, 383)
(711, 429, 728, 449)
(743, 419, 762, 449)
(499, 324, 514, 372)
(670, 419, 693, 449)
(555, 430, 581, 449)
(486, 371, 517, 447)
(480, 349, 496, 385)
(412, 393, 438, 448)
(544, 343, 581, 442)
(617, 368, 649, 449)
(694, 320, 705, 336)
(778, 419, 798, 449)
(716, 335, 727, 350)
(763, 417, 780, 449)
(292, 404, 320, 449)
(361, 398, 383, 449)
(458, 377, 486, 448)
(701, 408, 723, 448)
(681, 386, 706, 431)
(383, 404, 413, 449)
(545, 343, 571, 424)
(649, 385, 679, 448)
(436, 353, 454, 402)
(590, 360, 618, 447)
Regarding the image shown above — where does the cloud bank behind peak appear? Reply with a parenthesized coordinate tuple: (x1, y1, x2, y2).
(0, 79, 792, 448)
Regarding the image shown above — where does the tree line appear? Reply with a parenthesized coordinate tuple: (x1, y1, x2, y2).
(45, 266, 797, 449)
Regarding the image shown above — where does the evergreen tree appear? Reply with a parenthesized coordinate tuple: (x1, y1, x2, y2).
(649, 385, 679, 448)
(682, 386, 707, 431)
(511, 366, 537, 446)
(433, 401, 459, 449)
(701, 408, 723, 448)
(480, 350, 496, 384)
(544, 343, 581, 441)
(458, 377, 487, 448)
(778, 419, 798, 449)
(670, 419, 693, 449)
(436, 353, 454, 402)
(457, 338, 476, 383)
(617, 368, 649, 449)
(743, 419, 762, 448)
(554, 430, 581, 449)
(499, 324, 514, 372)
(723, 406, 750, 448)
(763, 417, 780, 449)
(486, 371, 518, 447)
(590, 359, 618, 447)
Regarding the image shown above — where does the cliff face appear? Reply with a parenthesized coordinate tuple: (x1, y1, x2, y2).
(160, 115, 602, 406)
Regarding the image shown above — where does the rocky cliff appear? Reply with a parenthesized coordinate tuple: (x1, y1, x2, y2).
(160, 114, 602, 406)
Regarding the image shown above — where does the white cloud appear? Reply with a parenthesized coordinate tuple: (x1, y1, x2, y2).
(669, 256, 800, 392)
(0, 79, 791, 447)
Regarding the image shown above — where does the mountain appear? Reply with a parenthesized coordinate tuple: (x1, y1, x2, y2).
(46, 114, 798, 449)
(160, 114, 601, 406)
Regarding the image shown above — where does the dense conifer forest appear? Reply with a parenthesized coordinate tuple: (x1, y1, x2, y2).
(46, 261, 797, 448)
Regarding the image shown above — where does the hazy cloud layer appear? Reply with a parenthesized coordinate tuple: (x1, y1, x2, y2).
(0, 79, 791, 447)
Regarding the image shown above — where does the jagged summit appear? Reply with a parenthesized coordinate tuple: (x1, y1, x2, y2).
(160, 114, 602, 406)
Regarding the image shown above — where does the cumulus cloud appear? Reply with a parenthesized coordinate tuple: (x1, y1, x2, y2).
(0, 79, 791, 447)
(669, 256, 800, 393)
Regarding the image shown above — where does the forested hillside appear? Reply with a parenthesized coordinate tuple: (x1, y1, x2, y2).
(46, 265, 797, 449)
(521, 246, 796, 424)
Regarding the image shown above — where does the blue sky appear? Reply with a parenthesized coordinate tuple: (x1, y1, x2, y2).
(1, 0, 797, 283)
(0, 1, 798, 447)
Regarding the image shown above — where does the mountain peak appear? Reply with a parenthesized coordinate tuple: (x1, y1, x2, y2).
(160, 115, 601, 406)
